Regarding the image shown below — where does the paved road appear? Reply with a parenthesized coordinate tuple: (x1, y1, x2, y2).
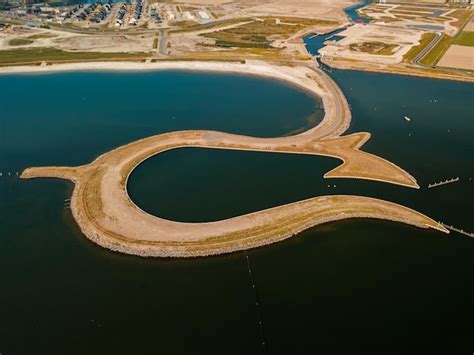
(412, 32, 443, 66)
(300, 61, 351, 140)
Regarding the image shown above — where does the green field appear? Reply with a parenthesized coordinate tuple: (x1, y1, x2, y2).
(454, 31, 474, 47)
(27, 32, 58, 39)
(170, 18, 252, 34)
(202, 17, 336, 49)
(0, 47, 148, 65)
(349, 41, 398, 55)
(9, 38, 35, 46)
(403, 32, 436, 62)
(420, 34, 453, 66)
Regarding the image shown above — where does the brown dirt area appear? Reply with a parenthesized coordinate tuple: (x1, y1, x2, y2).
(437, 45, 474, 71)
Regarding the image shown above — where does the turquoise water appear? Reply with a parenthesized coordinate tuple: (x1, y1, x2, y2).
(0, 71, 321, 171)
(304, 28, 346, 57)
(1, 69, 473, 354)
(304, 1, 370, 55)
(344, 1, 370, 24)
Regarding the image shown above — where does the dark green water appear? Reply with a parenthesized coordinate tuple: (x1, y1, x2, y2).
(1, 70, 473, 354)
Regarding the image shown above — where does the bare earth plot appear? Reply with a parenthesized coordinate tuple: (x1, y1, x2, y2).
(465, 18, 474, 32)
(320, 24, 422, 65)
(238, 0, 351, 22)
(438, 45, 474, 71)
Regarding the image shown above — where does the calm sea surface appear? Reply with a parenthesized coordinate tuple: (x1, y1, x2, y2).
(0, 70, 473, 354)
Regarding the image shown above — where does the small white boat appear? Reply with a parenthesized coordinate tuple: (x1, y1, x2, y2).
(404, 116, 411, 122)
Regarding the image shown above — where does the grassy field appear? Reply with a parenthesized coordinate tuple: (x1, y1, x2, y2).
(170, 18, 252, 34)
(171, 20, 200, 27)
(174, 45, 313, 62)
(27, 32, 58, 39)
(403, 32, 436, 62)
(202, 17, 335, 49)
(449, 9, 473, 29)
(349, 41, 398, 55)
(455, 31, 474, 47)
(0, 47, 148, 66)
(419, 34, 453, 66)
(9, 38, 35, 46)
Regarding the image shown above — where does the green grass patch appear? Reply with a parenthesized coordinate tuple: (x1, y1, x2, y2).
(152, 37, 159, 49)
(170, 18, 252, 34)
(403, 32, 436, 62)
(349, 41, 398, 55)
(27, 32, 58, 40)
(202, 17, 336, 49)
(454, 31, 474, 47)
(0, 47, 148, 66)
(420, 34, 453, 66)
(448, 9, 472, 29)
(171, 20, 200, 28)
(9, 38, 35, 46)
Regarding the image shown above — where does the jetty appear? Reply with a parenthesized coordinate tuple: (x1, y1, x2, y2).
(441, 223, 474, 238)
(428, 177, 460, 189)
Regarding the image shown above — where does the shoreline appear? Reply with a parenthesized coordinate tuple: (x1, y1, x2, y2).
(0, 60, 343, 135)
(1, 55, 471, 84)
(321, 57, 474, 84)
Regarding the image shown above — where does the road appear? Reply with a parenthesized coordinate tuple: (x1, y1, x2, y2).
(412, 32, 443, 65)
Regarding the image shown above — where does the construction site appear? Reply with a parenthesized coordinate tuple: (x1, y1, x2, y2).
(0, 0, 471, 80)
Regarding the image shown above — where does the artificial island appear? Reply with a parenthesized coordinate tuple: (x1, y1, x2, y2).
(20, 61, 448, 257)
(3, 0, 471, 256)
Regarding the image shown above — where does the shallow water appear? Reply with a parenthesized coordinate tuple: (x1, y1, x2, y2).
(344, 1, 370, 24)
(303, 28, 346, 56)
(1, 69, 473, 354)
